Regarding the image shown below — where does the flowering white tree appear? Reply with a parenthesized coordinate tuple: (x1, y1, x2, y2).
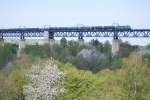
(23, 60, 64, 100)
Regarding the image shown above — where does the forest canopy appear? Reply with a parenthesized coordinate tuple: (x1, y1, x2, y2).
(0, 40, 150, 100)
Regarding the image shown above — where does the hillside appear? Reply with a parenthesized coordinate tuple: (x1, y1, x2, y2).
(0, 39, 150, 100)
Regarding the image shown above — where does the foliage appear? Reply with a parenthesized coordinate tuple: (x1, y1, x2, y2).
(119, 41, 138, 57)
(0, 67, 27, 100)
(58, 63, 100, 100)
(8, 68, 28, 99)
(56, 53, 150, 100)
(146, 43, 150, 49)
(23, 44, 51, 58)
(111, 55, 123, 69)
(0, 79, 18, 100)
(0, 41, 150, 100)
(118, 53, 150, 100)
(55, 62, 127, 100)
(23, 60, 65, 100)
(23, 40, 112, 72)
(0, 44, 18, 69)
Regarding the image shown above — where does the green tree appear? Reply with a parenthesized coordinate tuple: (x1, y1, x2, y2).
(8, 69, 27, 99)
(0, 45, 15, 69)
(103, 41, 111, 54)
(60, 38, 67, 48)
(119, 41, 138, 57)
(118, 53, 150, 100)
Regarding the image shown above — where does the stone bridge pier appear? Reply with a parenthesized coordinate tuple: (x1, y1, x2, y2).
(0, 33, 4, 46)
(111, 31, 120, 56)
(17, 40, 26, 58)
(44, 31, 55, 44)
(78, 32, 84, 42)
(112, 39, 120, 56)
(17, 33, 26, 58)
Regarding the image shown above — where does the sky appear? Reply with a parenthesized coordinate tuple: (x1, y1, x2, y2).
(0, 0, 150, 45)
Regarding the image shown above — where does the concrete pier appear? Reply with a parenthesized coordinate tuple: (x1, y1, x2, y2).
(44, 31, 50, 44)
(0, 40, 4, 46)
(112, 39, 120, 56)
(17, 40, 26, 58)
(78, 38, 84, 43)
(78, 32, 84, 42)
(0, 33, 4, 46)
(44, 31, 55, 44)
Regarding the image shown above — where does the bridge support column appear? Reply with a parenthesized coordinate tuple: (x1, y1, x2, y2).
(44, 31, 55, 45)
(0, 33, 4, 46)
(0, 40, 4, 46)
(48, 31, 55, 45)
(17, 40, 26, 58)
(17, 34, 26, 58)
(112, 39, 120, 56)
(78, 32, 84, 42)
(44, 31, 50, 44)
(78, 37, 84, 42)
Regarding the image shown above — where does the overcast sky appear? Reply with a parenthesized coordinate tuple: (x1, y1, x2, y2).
(0, 0, 150, 45)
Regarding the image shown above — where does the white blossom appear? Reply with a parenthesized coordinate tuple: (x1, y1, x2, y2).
(23, 60, 65, 100)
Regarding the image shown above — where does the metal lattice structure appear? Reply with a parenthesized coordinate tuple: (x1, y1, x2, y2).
(0, 26, 150, 40)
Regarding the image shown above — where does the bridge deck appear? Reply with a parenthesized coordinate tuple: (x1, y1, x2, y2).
(0, 27, 150, 38)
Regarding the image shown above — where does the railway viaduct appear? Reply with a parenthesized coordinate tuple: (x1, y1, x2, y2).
(0, 26, 150, 57)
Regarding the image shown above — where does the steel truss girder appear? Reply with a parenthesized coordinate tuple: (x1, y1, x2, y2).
(0, 28, 150, 38)
(53, 31, 150, 38)
(2, 32, 43, 37)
